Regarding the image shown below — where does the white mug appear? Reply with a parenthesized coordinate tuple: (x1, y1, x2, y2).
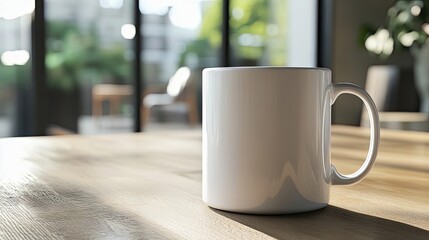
(202, 67, 380, 214)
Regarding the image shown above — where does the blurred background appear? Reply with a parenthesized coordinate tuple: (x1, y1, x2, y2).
(0, 0, 428, 137)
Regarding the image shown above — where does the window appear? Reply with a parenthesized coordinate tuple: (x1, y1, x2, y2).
(0, 0, 33, 137)
(0, 0, 317, 136)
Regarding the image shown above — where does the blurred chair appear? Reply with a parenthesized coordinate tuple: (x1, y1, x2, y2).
(142, 67, 198, 127)
(361, 65, 398, 127)
(364, 65, 399, 112)
(92, 84, 133, 117)
(361, 65, 429, 131)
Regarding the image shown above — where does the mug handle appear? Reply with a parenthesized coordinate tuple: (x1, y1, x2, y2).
(330, 83, 380, 185)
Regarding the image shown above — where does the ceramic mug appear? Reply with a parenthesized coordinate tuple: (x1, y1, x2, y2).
(202, 67, 380, 214)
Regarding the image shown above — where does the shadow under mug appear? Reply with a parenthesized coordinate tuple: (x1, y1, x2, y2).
(202, 67, 380, 214)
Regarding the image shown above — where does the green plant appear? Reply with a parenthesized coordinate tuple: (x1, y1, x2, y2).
(363, 0, 429, 58)
(0, 63, 32, 89)
(181, 0, 287, 66)
(46, 22, 130, 91)
(229, 0, 268, 60)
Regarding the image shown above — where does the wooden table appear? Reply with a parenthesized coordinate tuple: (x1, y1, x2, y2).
(0, 126, 428, 239)
(92, 84, 133, 117)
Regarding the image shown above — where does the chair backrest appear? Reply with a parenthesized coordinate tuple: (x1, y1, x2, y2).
(364, 65, 399, 111)
(361, 65, 399, 126)
(166, 67, 192, 98)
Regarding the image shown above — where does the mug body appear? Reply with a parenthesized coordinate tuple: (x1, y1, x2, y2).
(203, 67, 332, 214)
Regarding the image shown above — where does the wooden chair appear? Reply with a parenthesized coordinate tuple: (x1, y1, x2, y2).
(142, 67, 198, 127)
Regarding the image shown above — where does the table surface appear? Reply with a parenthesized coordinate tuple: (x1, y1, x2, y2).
(361, 112, 429, 132)
(0, 126, 428, 239)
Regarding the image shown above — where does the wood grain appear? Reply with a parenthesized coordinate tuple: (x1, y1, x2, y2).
(0, 126, 428, 239)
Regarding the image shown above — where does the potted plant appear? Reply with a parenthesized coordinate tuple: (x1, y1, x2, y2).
(362, 0, 429, 113)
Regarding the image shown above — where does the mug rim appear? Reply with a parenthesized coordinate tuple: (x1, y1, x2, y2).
(203, 66, 331, 73)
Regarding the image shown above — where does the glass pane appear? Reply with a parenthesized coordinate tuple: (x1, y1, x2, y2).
(0, 1, 33, 137)
(230, 0, 288, 66)
(45, 0, 134, 135)
(141, 0, 221, 131)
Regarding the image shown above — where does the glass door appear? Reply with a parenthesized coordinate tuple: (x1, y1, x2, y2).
(45, 0, 134, 134)
(0, 0, 34, 137)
